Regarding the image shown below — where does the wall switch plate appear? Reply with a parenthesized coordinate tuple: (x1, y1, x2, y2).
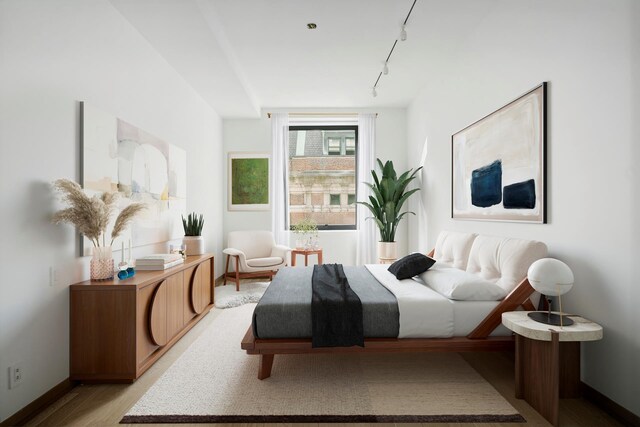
(9, 363, 23, 389)
(49, 266, 58, 287)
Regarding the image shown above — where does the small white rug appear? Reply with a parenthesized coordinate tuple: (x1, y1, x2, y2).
(122, 304, 524, 424)
(214, 282, 269, 309)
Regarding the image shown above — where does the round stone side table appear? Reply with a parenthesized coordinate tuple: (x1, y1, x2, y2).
(502, 311, 603, 427)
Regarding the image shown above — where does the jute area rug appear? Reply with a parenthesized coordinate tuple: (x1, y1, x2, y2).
(122, 304, 524, 423)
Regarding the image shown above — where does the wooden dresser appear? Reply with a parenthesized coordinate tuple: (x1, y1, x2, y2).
(70, 254, 214, 383)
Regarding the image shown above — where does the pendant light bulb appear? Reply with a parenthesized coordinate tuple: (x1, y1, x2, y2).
(372, 87, 378, 97)
(400, 25, 407, 41)
(383, 62, 389, 75)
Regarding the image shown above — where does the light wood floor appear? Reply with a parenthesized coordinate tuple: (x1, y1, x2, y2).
(25, 305, 621, 427)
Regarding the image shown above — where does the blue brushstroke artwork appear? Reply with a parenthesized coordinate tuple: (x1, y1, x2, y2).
(471, 160, 502, 208)
(503, 179, 536, 209)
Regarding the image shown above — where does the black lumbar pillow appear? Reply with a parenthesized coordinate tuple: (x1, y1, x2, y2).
(387, 253, 436, 280)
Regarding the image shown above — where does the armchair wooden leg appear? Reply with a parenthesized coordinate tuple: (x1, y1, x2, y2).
(235, 255, 240, 292)
(223, 255, 230, 286)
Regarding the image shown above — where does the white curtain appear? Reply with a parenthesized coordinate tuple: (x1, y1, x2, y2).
(270, 113, 290, 246)
(356, 113, 377, 265)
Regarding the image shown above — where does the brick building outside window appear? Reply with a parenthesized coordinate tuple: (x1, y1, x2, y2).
(288, 126, 357, 230)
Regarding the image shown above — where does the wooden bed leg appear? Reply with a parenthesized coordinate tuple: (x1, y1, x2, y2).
(258, 354, 274, 380)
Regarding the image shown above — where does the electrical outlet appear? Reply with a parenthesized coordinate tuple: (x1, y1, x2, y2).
(9, 363, 23, 389)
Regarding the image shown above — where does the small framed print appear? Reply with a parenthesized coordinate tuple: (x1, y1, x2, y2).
(228, 152, 270, 211)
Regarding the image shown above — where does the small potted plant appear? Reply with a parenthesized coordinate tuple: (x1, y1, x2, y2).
(182, 212, 204, 256)
(291, 217, 318, 250)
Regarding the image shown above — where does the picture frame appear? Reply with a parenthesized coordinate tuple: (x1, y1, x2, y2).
(228, 152, 271, 211)
(451, 83, 547, 223)
(80, 102, 187, 256)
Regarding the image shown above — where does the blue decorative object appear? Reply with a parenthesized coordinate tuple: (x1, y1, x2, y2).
(504, 179, 536, 209)
(471, 160, 502, 208)
(117, 266, 136, 280)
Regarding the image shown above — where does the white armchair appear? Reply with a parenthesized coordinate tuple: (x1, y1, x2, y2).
(223, 230, 291, 291)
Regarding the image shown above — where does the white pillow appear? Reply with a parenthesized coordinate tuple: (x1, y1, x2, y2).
(418, 266, 507, 301)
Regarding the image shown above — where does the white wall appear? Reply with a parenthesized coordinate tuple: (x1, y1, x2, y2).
(407, 0, 639, 415)
(0, 0, 224, 421)
(222, 108, 408, 265)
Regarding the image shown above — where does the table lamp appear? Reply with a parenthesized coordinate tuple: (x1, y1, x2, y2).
(527, 258, 574, 327)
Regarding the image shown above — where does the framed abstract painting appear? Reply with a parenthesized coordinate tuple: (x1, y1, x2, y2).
(81, 102, 187, 256)
(228, 152, 270, 211)
(452, 83, 547, 223)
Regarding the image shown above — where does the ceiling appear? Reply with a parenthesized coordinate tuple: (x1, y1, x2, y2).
(110, 0, 494, 118)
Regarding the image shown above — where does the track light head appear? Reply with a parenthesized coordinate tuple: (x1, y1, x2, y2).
(383, 62, 389, 75)
(400, 25, 407, 41)
(372, 87, 378, 97)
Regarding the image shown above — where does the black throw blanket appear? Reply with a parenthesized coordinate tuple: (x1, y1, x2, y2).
(311, 264, 364, 348)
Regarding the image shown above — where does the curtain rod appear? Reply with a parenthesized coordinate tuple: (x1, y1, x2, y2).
(267, 112, 378, 118)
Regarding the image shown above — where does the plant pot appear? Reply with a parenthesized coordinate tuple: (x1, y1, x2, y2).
(90, 246, 114, 281)
(295, 237, 307, 250)
(183, 236, 205, 256)
(377, 241, 398, 264)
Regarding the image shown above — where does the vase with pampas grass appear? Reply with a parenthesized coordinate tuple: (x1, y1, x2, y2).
(52, 179, 145, 280)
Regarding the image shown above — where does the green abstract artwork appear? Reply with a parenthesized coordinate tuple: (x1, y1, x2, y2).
(231, 157, 269, 205)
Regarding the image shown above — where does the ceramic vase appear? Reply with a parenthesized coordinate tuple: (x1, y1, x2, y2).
(183, 236, 205, 256)
(377, 241, 398, 264)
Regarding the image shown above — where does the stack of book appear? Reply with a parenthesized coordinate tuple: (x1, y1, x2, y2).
(135, 254, 184, 270)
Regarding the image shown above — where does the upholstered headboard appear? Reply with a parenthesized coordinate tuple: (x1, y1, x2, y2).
(465, 235, 547, 293)
(432, 231, 477, 270)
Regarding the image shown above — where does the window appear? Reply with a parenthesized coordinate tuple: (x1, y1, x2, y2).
(345, 138, 356, 155)
(327, 138, 341, 155)
(288, 125, 357, 230)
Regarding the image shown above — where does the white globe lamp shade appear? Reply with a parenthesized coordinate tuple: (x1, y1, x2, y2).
(527, 258, 574, 296)
(527, 258, 575, 326)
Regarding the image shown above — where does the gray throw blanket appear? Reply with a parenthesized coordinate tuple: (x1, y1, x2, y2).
(311, 264, 364, 348)
(252, 266, 399, 340)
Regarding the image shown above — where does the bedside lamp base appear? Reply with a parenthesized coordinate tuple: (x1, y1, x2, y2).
(528, 311, 574, 326)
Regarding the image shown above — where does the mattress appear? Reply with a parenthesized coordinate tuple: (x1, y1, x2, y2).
(450, 299, 510, 336)
(252, 264, 510, 339)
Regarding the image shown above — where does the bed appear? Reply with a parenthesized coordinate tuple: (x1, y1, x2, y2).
(241, 231, 548, 379)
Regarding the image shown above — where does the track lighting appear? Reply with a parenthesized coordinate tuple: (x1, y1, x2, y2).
(369, 0, 416, 96)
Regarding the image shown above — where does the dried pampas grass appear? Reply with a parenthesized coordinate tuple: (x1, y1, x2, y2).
(52, 178, 145, 248)
(111, 203, 146, 245)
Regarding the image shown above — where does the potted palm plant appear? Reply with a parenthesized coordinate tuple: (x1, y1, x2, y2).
(357, 159, 422, 263)
(182, 212, 205, 255)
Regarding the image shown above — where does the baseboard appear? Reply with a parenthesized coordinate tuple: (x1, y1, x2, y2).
(581, 381, 640, 427)
(0, 378, 74, 427)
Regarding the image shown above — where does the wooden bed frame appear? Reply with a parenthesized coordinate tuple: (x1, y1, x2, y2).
(241, 249, 538, 379)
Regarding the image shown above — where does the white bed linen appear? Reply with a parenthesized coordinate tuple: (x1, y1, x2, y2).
(449, 300, 510, 336)
(365, 264, 453, 338)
